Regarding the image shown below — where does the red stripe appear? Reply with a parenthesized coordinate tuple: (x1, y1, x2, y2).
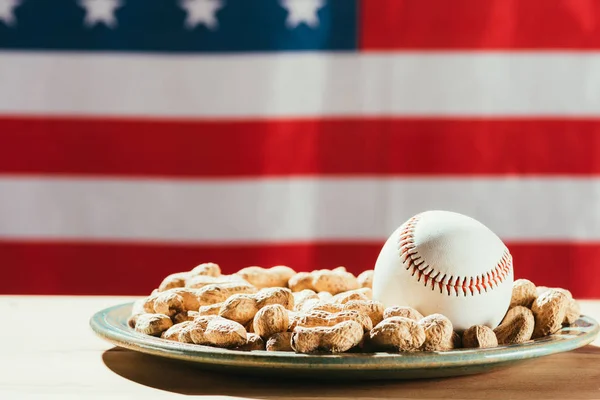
(1, 116, 599, 177)
(1, 240, 599, 298)
(360, 0, 600, 50)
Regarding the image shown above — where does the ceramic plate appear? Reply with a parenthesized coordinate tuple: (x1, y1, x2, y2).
(90, 302, 599, 380)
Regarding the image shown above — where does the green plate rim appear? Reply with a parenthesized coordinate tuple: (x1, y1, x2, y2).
(90, 301, 600, 371)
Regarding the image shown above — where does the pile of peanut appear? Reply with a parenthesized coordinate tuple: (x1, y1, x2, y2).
(128, 263, 581, 353)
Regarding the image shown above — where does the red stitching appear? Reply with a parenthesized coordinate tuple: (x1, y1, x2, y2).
(396, 215, 512, 297)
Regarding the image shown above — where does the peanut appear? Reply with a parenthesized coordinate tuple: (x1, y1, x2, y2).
(494, 306, 534, 344)
(196, 282, 257, 306)
(245, 319, 255, 334)
(189, 316, 247, 348)
(287, 310, 302, 331)
(292, 289, 320, 311)
(369, 316, 426, 352)
(357, 269, 374, 289)
(509, 279, 537, 308)
(418, 314, 455, 351)
(161, 321, 194, 341)
(288, 268, 359, 295)
(383, 306, 424, 321)
(168, 288, 201, 311)
(318, 291, 333, 301)
(158, 272, 189, 292)
(153, 292, 185, 317)
(219, 294, 257, 325)
(331, 289, 369, 304)
(185, 315, 217, 343)
(196, 303, 222, 317)
(288, 272, 314, 292)
(309, 299, 383, 326)
(313, 268, 359, 295)
(134, 313, 173, 336)
(127, 298, 147, 328)
(172, 311, 196, 324)
(179, 317, 212, 343)
(295, 298, 320, 312)
(271, 265, 297, 281)
(295, 309, 373, 333)
(253, 304, 290, 338)
(127, 315, 139, 330)
(142, 290, 162, 313)
(291, 320, 364, 353)
(343, 300, 384, 326)
(219, 287, 294, 325)
(236, 265, 296, 289)
(564, 298, 581, 325)
(554, 288, 581, 325)
(266, 332, 294, 352)
(555, 288, 573, 298)
(462, 325, 498, 348)
(235, 333, 265, 351)
(536, 286, 550, 297)
(190, 262, 221, 277)
(531, 287, 580, 325)
(150, 287, 204, 317)
(531, 289, 569, 338)
(186, 274, 248, 289)
(204, 318, 248, 348)
(310, 303, 345, 313)
(255, 287, 295, 308)
(143, 287, 204, 316)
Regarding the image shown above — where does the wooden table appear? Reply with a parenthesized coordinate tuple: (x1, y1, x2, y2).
(2, 296, 600, 399)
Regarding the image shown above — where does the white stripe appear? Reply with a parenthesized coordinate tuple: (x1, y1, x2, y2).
(0, 177, 599, 242)
(1, 52, 600, 117)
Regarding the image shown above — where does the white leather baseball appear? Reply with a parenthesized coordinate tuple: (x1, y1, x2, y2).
(372, 210, 514, 331)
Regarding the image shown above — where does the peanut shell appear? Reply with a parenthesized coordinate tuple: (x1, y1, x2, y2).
(462, 325, 498, 349)
(235, 333, 266, 351)
(253, 304, 290, 338)
(509, 279, 537, 308)
(369, 316, 426, 352)
(357, 270, 374, 288)
(383, 306, 424, 321)
(418, 313, 454, 351)
(531, 289, 569, 338)
(291, 320, 364, 353)
(494, 306, 534, 344)
(266, 332, 294, 352)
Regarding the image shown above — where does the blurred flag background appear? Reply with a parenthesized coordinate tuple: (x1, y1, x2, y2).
(1, 0, 599, 297)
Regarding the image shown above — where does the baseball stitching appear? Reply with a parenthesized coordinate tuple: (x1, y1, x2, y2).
(396, 215, 512, 297)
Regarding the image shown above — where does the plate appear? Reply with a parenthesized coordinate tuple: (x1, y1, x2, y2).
(90, 302, 599, 380)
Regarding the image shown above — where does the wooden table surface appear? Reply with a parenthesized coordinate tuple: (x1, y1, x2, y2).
(2, 296, 600, 399)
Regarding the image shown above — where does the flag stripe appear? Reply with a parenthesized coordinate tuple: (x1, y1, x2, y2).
(1, 176, 600, 241)
(361, 0, 600, 50)
(2, 52, 600, 117)
(1, 240, 598, 298)
(2, 116, 600, 177)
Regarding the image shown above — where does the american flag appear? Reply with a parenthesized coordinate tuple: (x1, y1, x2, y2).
(1, 0, 599, 297)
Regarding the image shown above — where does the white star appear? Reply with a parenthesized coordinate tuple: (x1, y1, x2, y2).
(80, 0, 122, 29)
(180, 0, 224, 30)
(0, 0, 21, 27)
(281, 0, 324, 29)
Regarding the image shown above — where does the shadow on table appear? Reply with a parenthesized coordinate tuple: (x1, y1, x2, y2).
(101, 347, 401, 398)
(101, 345, 600, 398)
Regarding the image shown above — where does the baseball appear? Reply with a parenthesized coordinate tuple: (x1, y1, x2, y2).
(372, 210, 514, 331)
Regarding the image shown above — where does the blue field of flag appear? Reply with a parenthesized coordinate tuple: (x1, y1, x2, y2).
(0, 0, 359, 53)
